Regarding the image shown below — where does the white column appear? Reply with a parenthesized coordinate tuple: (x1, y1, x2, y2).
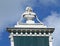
(49, 34, 53, 46)
(9, 33, 14, 46)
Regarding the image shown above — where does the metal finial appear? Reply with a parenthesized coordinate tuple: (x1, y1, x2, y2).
(26, 7, 33, 12)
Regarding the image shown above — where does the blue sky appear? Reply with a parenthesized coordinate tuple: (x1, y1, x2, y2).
(0, 0, 60, 46)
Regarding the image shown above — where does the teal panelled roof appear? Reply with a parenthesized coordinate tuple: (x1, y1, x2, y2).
(14, 36, 49, 46)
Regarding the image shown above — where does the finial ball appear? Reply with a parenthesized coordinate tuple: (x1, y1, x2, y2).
(26, 7, 32, 12)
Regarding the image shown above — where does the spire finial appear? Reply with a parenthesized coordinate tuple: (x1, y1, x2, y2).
(26, 7, 33, 12)
(17, 7, 44, 24)
(22, 7, 36, 24)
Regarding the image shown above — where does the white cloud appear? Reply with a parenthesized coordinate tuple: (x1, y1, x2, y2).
(43, 12, 60, 46)
(0, 0, 37, 39)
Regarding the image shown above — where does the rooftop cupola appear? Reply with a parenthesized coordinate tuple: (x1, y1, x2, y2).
(7, 7, 55, 46)
(15, 7, 47, 28)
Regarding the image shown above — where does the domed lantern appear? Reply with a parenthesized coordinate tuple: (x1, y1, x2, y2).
(7, 7, 55, 46)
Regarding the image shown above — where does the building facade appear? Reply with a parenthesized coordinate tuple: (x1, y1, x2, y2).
(7, 7, 54, 46)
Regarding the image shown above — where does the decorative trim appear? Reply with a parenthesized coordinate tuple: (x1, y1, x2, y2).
(10, 32, 51, 36)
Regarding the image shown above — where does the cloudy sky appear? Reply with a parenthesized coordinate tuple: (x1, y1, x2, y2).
(0, 0, 60, 46)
